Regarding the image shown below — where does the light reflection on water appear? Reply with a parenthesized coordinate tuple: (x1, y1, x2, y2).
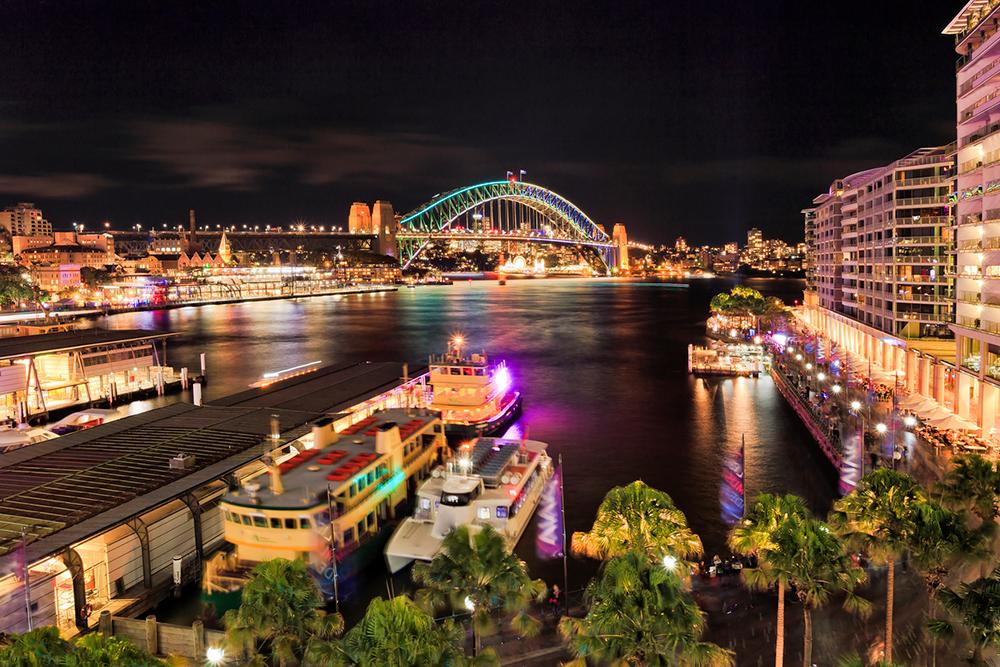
(97, 277, 835, 613)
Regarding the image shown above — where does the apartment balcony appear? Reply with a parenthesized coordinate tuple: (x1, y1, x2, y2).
(894, 255, 949, 265)
(961, 119, 1000, 148)
(895, 292, 956, 304)
(895, 236, 949, 246)
(961, 86, 1000, 124)
(960, 290, 984, 304)
(959, 239, 984, 251)
(959, 56, 1000, 98)
(896, 312, 954, 323)
(895, 196, 951, 207)
(896, 274, 951, 284)
(897, 215, 952, 227)
(894, 175, 956, 188)
(958, 315, 1000, 335)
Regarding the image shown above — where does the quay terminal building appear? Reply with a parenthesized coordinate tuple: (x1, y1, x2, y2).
(0, 360, 427, 635)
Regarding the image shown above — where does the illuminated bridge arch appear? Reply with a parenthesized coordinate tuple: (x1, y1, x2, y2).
(397, 180, 616, 271)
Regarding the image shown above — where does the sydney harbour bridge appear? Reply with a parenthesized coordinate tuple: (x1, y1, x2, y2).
(112, 180, 629, 274)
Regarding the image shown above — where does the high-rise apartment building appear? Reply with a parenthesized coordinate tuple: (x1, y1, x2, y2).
(945, 3, 1000, 389)
(0, 202, 52, 236)
(804, 146, 955, 339)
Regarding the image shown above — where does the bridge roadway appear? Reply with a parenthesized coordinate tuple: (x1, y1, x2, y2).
(396, 230, 615, 248)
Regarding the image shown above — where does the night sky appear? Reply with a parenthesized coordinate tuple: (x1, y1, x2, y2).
(0, 1, 963, 244)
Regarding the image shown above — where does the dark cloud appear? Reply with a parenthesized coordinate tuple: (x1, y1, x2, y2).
(0, 174, 113, 199)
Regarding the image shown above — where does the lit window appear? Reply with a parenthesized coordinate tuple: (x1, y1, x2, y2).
(299, 518, 311, 529)
(270, 518, 281, 529)
(420, 498, 430, 510)
(477, 506, 490, 520)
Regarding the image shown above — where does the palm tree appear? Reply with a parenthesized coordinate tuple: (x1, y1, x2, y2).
(325, 595, 469, 667)
(0, 627, 69, 666)
(413, 525, 544, 657)
(559, 550, 734, 666)
(832, 468, 926, 664)
(772, 515, 870, 667)
(63, 633, 169, 667)
(572, 480, 703, 564)
(728, 493, 810, 667)
(928, 565, 1000, 664)
(836, 656, 905, 667)
(223, 558, 344, 667)
(909, 499, 986, 667)
(936, 453, 1000, 525)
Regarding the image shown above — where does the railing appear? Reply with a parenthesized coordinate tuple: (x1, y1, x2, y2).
(959, 239, 984, 251)
(896, 312, 953, 322)
(961, 87, 1000, 121)
(960, 58, 1000, 97)
(895, 196, 951, 206)
(896, 236, 949, 245)
(895, 292, 955, 303)
(896, 216, 952, 226)
(895, 175, 954, 187)
(894, 255, 947, 263)
(960, 291, 984, 304)
(896, 275, 951, 283)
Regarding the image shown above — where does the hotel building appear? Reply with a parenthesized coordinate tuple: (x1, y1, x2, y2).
(946, 2, 1000, 404)
(804, 147, 955, 339)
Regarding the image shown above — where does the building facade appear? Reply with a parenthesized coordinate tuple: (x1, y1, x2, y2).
(804, 146, 955, 339)
(0, 202, 52, 236)
(946, 2, 1000, 390)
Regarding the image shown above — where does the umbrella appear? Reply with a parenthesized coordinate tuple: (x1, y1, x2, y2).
(899, 393, 931, 409)
(926, 414, 981, 431)
(918, 405, 953, 421)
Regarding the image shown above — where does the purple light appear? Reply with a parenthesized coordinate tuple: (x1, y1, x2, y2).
(771, 333, 789, 347)
(494, 365, 512, 393)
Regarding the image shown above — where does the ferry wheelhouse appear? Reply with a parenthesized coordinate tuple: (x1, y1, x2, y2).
(384, 436, 552, 573)
(204, 408, 446, 605)
(429, 336, 521, 439)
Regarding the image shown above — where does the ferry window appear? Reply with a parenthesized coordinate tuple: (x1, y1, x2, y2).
(253, 516, 267, 528)
(357, 477, 367, 492)
(270, 518, 281, 529)
(357, 520, 365, 535)
(299, 518, 311, 529)
(367, 512, 375, 527)
(441, 492, 473, 507)
(450, 367, 460, 375)
(285, 518, 297, 529)
(349, 484, 356, 497)
(241, 515, 253, 526)
(464, 368, 474, 376)
(367, 472, 375, 484)
(477, 368, 486, 376)
(342, 528, 355, 544)
(316, 510, 330, 526)
(420, 498, 431, 510)
(496, 506, 508, 519)
(477, 506, 490, 520)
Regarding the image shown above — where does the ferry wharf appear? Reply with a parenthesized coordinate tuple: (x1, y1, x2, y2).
(0, 359, 427, 637)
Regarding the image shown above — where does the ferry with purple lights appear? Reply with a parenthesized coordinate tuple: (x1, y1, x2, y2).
(429, 336, 522, 440)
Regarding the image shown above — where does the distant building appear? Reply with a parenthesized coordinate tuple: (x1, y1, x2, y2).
(675, 237, 688, 252)
(0, 202, 51, 236)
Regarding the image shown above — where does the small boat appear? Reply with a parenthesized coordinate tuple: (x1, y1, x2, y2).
(0, 425, 60, 454)
(429, 336, 522, 440)
(48, 408, 120, 435)
(385, 436, 552, 573)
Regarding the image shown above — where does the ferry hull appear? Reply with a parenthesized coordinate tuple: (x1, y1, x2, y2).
(444, 392, 522, 441)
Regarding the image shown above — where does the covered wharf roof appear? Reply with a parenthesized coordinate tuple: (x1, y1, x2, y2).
(0, 329, 178, 361)
(211, 360, 427, 414)
(0, 402, 321, 560)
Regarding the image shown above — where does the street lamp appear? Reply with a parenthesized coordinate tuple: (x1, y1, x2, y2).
(206, 647, 225, 665)
(817, 372, 826, 382)
(875, 422, 887, 435)
(850, 400, 862, 411)
(832, 384, 841, 394)
(464, 596, 475, 611)
(904, 415, 917, 428)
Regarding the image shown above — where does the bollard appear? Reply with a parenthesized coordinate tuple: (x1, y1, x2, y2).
(145, 615, 157, 654)
(181, 367, 189, 390)
(172, 555, 183, 597)
(200, 353, 206, 378)
(192, 619, 206, 660)
(98, 610, 112, 636)
(193, 383, 202, 407)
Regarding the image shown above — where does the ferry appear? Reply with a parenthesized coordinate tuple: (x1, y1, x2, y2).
(384, 436, 552, 573)
(429, 336, 522, 439)
(203, 408, 447, 609)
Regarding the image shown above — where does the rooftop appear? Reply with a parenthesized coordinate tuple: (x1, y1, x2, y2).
(0, 402, 322, 560)
(0, 328, 178, 361)
(944, 1, 997, 35)
(211, 360, 424, 413)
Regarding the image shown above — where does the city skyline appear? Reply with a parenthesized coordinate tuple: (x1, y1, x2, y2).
(0, 1, 961, 244)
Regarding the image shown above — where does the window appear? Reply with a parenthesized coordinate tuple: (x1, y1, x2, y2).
(343, 528, 355, 544)
(253, 516, 267, 528)
(477, 506, 490, 520)
(357, 519, 365, 535)
(357, 477, 367, 492)
(420, 498, 431, 510)
(285, 518, 297, 529)
(241, 515, 253, 526)
(299, 518, 311, 529)
(496, 506, 508, 519)
(270, 518, 281, 529)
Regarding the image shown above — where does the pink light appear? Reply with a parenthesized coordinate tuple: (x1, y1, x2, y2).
(494, 365, 512, 393)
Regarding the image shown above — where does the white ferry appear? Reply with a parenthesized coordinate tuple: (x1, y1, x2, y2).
(203, 408, 447, 608)
(384, 436, 552, 573)
(429, 336, 522, 439)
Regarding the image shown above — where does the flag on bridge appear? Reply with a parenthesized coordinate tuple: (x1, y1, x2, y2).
(519, 169, 527, 181)
(536, 463, 564, 560)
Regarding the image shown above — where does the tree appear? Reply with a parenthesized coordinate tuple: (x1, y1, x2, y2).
(62, 633, 169, 667)
(223, 559, 343, 667)
(559, 550, 734, 667)
(909, 500, 986, 667)
(937, 453, 1000, 525)
(413, 525, 544, 657)
(772, 515, 870, 667)
(728, 493, 810, 667)
(831, 468, 926, 664)
(572, 480, 703, 564)
(79, 266, 115, 289)
(0, 627, 69, 666)
(928, 565, 1000, 664)
(322, 595, 468, 667)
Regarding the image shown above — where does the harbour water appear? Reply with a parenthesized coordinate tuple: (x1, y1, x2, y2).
(94, 277, 836, 618)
